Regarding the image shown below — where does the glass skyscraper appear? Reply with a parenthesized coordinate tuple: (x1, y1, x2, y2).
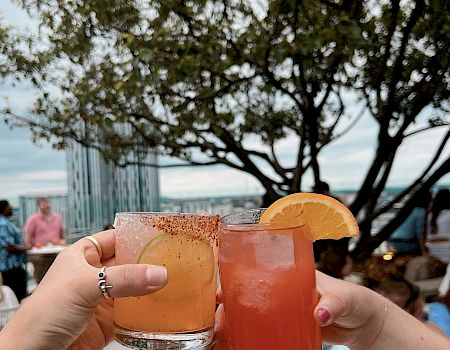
(66, 141, 160, 242)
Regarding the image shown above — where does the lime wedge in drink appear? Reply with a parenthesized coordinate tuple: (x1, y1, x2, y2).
(137, 233, 167, 263)
(137, 232, 215, 296)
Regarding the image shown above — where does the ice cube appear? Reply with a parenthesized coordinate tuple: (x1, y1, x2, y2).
(253, 233, 294, 270)
(231, 268, 273, 312)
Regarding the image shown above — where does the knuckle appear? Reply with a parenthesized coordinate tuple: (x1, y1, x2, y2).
(121, 264, 135, 286)
(118, 265, 146, 295)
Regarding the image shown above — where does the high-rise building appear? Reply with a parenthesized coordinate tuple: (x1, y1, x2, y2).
(66, 141, 160, 242)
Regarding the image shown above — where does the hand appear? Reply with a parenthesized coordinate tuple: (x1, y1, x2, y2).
(5, 244, 29, 254)
(5, 245, 18, 253)
(315, 271, 450, 350)
(213, 304, 229, 350)
(213, 288, 230, 350)
(213, 271, 387, 350)
(0, 230, 168, 350)
(313, 271, 386, 349)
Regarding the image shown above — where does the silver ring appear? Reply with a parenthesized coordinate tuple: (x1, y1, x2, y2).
(83, 236, 103, 259)
(98, 266, 113, 299)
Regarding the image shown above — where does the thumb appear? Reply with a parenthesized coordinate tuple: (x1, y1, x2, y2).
(314, 293, 349, 327)
(89, 264, 168, 303)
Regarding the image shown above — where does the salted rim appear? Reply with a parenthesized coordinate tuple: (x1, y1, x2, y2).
(115, 211, 218, 217)
(114, 212, 220, 246)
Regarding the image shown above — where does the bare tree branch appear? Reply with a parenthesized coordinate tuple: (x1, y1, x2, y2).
(374, 0, 400, 102)
(291, 123, 306, 192)
(329, 103, 367, 140)
(352, 154, 450, 261)
(269, 142, 289, 182)
(117, 159, 218, 168)
(361, 128, 450, 222)
(404, 123, 450, 138)
(385, 0, 425, 117)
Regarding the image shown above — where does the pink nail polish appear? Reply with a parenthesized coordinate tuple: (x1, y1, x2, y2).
(317, 307, 331, 324)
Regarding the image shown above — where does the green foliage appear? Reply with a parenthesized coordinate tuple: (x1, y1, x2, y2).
(1, 0, 450, 258)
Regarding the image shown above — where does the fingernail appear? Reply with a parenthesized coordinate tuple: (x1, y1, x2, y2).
(146, 266, 167, 286)
(317, 307, 331, 324)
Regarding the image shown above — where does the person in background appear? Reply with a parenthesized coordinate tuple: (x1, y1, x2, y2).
(439, 263, 450, 297)
(371, 276, 447, 337)
(0, 200, 28, 301)
(428, 189, 450, 263)
(313, 181, 332, 197)
(428, 288, 450, 338)
(24, 197, 65, 283)
(387, 190, 431, 257)
(374, 279, 423, 320)
(0, 273, 20, 329)
(312, 181, 352, 277)
(316, 240, 353, 279)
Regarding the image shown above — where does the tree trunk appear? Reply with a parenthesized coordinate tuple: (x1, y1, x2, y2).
(349, 133, 393, 216)
(351, 156, 450, 261)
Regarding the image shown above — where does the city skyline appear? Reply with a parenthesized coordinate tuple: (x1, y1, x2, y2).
(2, 117, 449, 207)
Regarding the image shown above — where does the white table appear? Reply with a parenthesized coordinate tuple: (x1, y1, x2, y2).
(28, 245, 67, 255)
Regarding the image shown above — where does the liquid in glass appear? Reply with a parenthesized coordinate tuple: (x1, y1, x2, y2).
(219, 209, 322, 350)
(114, 212, 219, 349)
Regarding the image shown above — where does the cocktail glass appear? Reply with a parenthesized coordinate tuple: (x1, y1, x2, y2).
(219, 209, 322, 350)
(113, 212, 219, 349)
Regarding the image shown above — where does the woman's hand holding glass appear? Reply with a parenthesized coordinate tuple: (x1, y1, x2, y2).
(0, 230, 168, 350)
(214, 271, 450, 350)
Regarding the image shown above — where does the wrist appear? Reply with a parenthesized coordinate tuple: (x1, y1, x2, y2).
(0, 294, 53, 349)
(0, 328, 18, 349)
(366, 298, 389, 348)
(0, 309, 32, 349)
(347, 288, 389, 350)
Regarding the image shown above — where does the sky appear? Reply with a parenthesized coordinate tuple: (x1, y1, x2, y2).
(0, 1, 449, 206)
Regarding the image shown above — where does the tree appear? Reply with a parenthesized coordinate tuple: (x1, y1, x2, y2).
(1, 0, 449, 260)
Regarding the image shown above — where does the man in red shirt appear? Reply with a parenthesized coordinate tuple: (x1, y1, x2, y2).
(24, 197, 65, 283)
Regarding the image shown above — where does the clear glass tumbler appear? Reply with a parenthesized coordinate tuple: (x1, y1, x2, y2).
(219, 209, 322, 350)
(113, 212, 219, 349)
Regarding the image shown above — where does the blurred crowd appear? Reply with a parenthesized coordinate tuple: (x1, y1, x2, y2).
(1, 186, 449, 341)
(314, 184, 450, 346)
(0, 197, 66, 328)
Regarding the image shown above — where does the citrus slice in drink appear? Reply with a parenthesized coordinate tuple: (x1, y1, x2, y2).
(260, 193, 359, 240)
(138, 232, 215, 296)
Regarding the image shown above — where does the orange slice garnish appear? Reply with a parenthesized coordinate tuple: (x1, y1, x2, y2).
(260, 193, 359, 240)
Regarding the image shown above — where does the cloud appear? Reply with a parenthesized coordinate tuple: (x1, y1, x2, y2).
(0, 175, 67, 206)
(0, 170, 67, 181)
(0, 124, 67, 205)
(160, 165, 264, 198)
(0, 1, 38, 30)
(0, 125, 66, 171)
(0, 81, 38, 115)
